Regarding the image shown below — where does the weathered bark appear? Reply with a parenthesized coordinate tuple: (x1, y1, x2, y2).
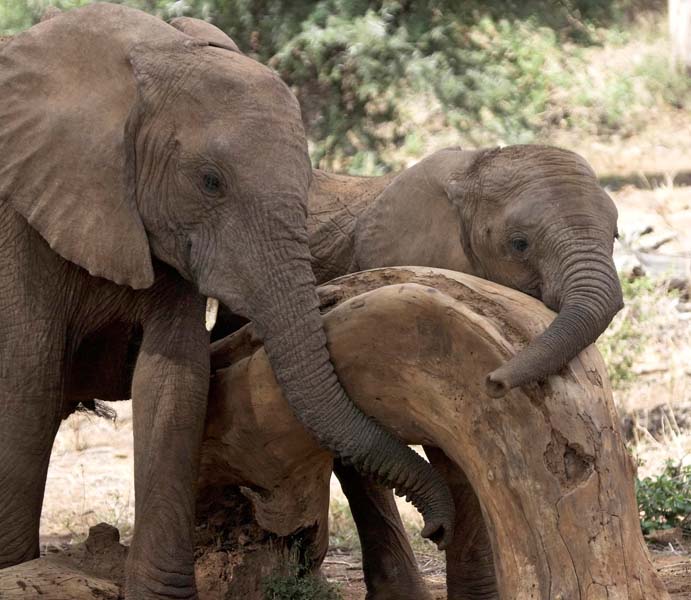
(0, 267, 668, 599)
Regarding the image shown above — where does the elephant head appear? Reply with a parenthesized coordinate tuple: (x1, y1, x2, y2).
(355, 145, 623, 398)
(0, 4, 453, 545)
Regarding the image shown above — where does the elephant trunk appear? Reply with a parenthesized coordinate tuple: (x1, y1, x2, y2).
(250, 251, 455, 549)
(485, 248, 623, 398)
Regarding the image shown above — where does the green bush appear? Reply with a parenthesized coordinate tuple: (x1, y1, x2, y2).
(1, 0, 679, 172)
(263, 562, 342, 600)
(636, 53, 691, 110)
(636, 460, 691, 534)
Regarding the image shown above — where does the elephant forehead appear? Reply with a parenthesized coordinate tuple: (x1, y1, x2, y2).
(186, 48, 302, 118)
(476, 146, 598, 194)
(481, 166, 617, 224)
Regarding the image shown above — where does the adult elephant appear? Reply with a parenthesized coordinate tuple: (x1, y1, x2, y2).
(0, 4, 453, 599)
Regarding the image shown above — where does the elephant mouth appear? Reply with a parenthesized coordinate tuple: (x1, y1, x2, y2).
(522, 282, 544, 304)
(542, 294, 560, 312)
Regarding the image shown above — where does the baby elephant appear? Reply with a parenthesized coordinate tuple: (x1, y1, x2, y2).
(310, 145, 622, 394)
(305, 144, 623, 599)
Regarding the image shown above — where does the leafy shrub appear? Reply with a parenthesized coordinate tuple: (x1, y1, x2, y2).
(263, 559, 342, 600)
(1, 0, 679, 172)
(636, 53, 691, 110)
(636, 460, 691, 534)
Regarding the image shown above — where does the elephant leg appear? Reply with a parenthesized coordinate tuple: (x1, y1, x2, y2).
(125, 289, 209, 600)
(333, 460, 432, 600)
(423, 446, 497, 600)
(0, 324, 64, 568)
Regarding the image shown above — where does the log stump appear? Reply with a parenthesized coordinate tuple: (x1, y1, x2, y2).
(0, 267, 669, 599)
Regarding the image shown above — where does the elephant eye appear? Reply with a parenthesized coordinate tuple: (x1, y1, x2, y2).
(201, 171, 223, 196)
(511, 236, 529, 253)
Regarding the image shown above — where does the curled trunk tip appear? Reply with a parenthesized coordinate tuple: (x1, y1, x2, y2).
(485, 370, 511, 398)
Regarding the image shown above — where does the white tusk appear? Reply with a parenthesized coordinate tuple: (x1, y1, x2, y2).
(205, 297, 219, 332)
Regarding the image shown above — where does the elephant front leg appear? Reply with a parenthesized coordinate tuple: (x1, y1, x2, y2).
(125, 293, 209, 600)
(0, 354, 63, 568)
(333, 460, 432, 600)
(0, 316, 67, 568)
(424, 446, 497, 600)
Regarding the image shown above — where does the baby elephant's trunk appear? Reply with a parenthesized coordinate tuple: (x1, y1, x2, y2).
(485, 249, 623, 397)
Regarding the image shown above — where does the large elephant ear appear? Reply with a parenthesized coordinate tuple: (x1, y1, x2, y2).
(168, 17, 241, 52)
(0, 4, 182, 289)
(353, 147, 483, 271)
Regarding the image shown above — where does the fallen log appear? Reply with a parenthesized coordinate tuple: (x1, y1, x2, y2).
(0, 523, 125, 599)
(0, 267, 669, 599)
(204, 267, 669, 599)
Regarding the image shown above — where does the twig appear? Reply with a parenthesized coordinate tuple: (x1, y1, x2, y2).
(323, 559, 358, 568)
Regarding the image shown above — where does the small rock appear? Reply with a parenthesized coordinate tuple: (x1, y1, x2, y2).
(629, 264, 647, 280)
(85, 522, 121, 553)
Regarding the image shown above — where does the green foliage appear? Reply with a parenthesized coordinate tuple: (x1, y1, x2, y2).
(0, 0, 98, 34)
(1, 0, 680, 172)
(636, 460, 691, 534)
(263, 549, 342, 600)
(597, 274, 663, 389)
(636, 53, 691, 110)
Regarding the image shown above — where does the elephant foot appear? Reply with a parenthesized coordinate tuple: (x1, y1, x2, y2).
(125, 546, 198, 600)
(124, 574, 198, 600)
(364, 573, 433, 600)
(0, 545, 39, 571)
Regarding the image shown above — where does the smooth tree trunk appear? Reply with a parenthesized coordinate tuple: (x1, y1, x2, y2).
(0, 268, 668, 599)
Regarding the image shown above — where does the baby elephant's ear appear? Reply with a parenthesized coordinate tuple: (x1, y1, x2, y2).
(169, 17, 241, 52)
(0, 4, 163, 289)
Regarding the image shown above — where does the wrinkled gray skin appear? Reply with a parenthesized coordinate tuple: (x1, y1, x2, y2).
(304, 145, 623, 599)
(0, 5, 453, 599)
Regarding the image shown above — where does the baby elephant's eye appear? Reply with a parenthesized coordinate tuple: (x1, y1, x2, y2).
(511, 236, 529, 253)
(201, 172, 222, 196)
